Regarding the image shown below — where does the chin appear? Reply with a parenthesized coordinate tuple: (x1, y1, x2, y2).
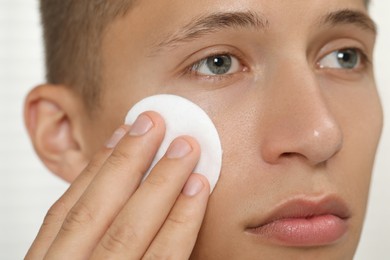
(190, 230, 360, 260)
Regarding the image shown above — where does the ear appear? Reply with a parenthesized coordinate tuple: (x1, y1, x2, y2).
(24, 84, 89, 182)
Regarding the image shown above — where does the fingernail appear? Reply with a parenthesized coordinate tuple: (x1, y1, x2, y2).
(166, 138, 192, 159)
(129, 114, 153, 136)
(183, 175, 204, 197)
(105, 127, 127, 148)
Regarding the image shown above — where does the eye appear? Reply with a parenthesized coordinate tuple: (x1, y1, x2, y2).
(318, 48, 364, 70)
(191, 54, 242, 76)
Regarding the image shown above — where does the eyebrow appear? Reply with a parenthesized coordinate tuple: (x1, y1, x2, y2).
(320, 9, 377, 34)
(152, 9, 376, 53)
(152, 11, 269, 53)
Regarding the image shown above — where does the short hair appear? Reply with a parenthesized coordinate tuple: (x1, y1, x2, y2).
(39, 0, 371, 110)
(40, 0, 136, 109)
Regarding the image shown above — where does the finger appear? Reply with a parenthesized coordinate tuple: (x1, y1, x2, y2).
(91, 136, 200, 259)
(25, 126, 129, 260)
(45, 112, 165, 259)
(143, 174, 210, 260)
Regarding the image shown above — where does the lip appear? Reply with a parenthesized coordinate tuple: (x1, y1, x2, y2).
(245, 195, 351, 247)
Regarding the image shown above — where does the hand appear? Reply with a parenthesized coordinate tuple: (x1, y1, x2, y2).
(26, 112, 210, 259)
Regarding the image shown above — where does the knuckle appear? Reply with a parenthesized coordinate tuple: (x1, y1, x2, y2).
(108, 148, 132, 166)
(84, 159, 102, 175)
(104, 148, 136, 172)
(166, 213, 191, 227)
(143, 250, 171, 260)
(165, 209, 198, 234)
(105, 148, 146, 179)
(61, 201, 94, 232)
(144, 173, 169, 188)
(43, 199, 68, 227)
(100, 223, 139, 253)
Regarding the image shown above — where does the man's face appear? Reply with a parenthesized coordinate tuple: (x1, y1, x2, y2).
(85, 0, 382, 258)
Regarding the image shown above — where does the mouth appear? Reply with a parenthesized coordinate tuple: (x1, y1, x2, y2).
(245, 195, 351, 247)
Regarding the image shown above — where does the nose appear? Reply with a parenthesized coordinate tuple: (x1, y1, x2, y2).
(260, 63, 343, 166)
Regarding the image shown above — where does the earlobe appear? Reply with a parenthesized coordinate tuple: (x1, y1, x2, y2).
(24, 84, 89, 182)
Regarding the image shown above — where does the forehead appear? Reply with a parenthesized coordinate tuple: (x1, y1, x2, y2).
(122, 0, 368, 35)
(111, 0, 371, 52)
(129, 0, 368, 18)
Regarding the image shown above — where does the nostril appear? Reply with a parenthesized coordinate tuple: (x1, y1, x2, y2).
(281, 152, 295, 158)
(280, 152, 307, 161)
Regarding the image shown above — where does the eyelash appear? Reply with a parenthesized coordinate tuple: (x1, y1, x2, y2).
(356, 48, 371, 65)
(318, 47, 371, 71)
(185, 51, 247, 80)
(183, 47, 371, 80)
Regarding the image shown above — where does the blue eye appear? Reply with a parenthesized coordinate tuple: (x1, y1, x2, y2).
(191, 54, 241, 75)
(318, 48, 362, 69)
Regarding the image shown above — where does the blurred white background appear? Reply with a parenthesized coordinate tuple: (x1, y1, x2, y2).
(0, 1, 389, 259)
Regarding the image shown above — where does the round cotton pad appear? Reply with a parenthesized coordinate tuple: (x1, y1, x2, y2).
(124, 94, 222, 193)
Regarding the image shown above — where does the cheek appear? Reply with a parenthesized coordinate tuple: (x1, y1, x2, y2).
(330, 81, 382, 186)
(194, 77, 383, 256)
(326, 80, 383, 234)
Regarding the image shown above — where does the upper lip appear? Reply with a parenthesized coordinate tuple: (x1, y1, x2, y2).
(246, 195, 351, 229)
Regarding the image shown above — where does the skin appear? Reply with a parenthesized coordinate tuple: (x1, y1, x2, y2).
(24, 0, 382, 259)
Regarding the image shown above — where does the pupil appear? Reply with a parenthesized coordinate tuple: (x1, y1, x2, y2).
(337, 49, 358, 69)
(206, 55, 232, 74)
(213, 57, 224, 67)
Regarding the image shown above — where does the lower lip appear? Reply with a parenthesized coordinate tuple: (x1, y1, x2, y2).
(247, 215, 348, 246)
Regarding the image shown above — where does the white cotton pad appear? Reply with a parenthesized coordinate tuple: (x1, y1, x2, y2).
(124, 94, 222, 193)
